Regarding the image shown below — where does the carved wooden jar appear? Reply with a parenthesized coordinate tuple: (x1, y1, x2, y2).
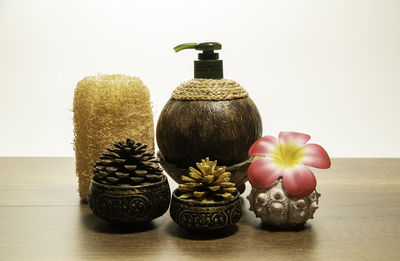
(88, 176, 170, 223)
(170, 189, 241, 230)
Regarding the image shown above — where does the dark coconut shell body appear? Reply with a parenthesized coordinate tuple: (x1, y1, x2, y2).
(156, 97, 262, 168)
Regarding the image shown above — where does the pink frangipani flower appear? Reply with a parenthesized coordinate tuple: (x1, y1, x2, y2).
(247, 132, 331, 198)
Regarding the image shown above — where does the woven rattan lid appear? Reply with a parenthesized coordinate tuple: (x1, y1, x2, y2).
(171, 78, 248, 101)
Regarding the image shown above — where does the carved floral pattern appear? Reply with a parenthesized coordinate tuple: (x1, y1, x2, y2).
(88, 177, 170, 223)
(170, 190, 241, 230)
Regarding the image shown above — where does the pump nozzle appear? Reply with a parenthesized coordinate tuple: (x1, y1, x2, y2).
(173, 43, 197, 52)
(174, 42, 223, 79)
(174, 42, 221, 52)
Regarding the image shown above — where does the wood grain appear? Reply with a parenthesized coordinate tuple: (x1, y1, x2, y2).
(156, 97, 262, 168)
(0, 158, 399, 260)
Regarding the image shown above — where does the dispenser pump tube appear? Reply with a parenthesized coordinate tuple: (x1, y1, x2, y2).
(174, 42, 223, 79)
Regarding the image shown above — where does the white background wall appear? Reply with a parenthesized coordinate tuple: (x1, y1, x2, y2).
(0, 0, 399, 157)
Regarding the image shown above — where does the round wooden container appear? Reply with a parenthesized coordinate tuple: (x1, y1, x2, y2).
(170, 189, 242, 230)
(156, 78, 262, 189)
(88, 175, 170, 223)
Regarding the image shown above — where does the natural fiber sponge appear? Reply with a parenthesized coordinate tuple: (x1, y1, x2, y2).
(73, 74, 154, 200)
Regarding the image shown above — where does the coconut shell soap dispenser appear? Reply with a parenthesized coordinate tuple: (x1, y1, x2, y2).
(157, 42, 262, 193)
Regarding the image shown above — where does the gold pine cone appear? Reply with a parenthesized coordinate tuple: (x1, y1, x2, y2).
(178, 158, 237, 203)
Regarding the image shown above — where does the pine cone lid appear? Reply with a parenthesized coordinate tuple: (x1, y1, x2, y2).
(178, 158, 237, 202)
(93, 139, 164, 185)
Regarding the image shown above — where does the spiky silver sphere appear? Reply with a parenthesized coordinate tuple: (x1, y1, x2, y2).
(247, 178, 320, 227)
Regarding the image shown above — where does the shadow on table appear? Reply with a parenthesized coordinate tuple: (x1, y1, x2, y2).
(165, 221, 238, 240)
(79, 202, 158, 234)
(260, 222, 313, 232)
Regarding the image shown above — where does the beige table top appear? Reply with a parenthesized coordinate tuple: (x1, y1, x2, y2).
(0, 157, 399, 260)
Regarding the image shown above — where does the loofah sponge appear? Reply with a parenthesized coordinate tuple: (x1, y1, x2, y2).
(73, 74, 154, 200)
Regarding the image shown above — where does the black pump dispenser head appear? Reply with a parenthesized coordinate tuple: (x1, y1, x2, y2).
(174, 42, 223, 79)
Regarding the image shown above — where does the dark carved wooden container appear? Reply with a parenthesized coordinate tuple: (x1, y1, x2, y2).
(170, 189, 242, 230)
(88, 175, 170, 223)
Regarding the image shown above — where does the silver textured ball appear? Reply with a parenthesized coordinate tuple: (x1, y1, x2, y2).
(247, 179, 320, 227)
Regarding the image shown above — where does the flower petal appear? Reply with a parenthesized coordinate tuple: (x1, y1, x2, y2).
(248, 136, 279, 157)
(282, 165, 316, 198)
(247, 158, 283, 189)
(278, 132, 311, 146)
(302, 143, 331, 169)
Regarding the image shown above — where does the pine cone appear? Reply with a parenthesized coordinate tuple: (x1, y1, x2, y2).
(178, 158, 237, 202)
(93, 139, 164, 185)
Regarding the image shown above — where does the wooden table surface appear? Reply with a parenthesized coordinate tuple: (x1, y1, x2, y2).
(0, 158, 399, 260)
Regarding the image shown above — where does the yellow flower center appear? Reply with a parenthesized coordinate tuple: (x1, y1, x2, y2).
(272, 143, 304, 168)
